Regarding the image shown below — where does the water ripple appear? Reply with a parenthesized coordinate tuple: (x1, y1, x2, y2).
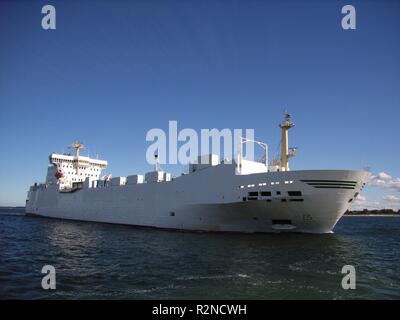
(1, 212, 399, 299)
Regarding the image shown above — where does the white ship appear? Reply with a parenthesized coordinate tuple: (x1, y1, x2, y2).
(26, 114, 370, 233)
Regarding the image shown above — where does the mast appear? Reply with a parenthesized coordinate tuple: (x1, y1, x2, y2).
(70, 141, 85, 176)
(237, 137, 242, 173)
(154, 154, 160, 172)
(279, 112, 295, 171)
(70, 141, 85, 158)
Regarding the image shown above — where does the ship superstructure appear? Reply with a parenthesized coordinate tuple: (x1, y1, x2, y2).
(47, 142, 108, 190)
(26, 114, 370, 233)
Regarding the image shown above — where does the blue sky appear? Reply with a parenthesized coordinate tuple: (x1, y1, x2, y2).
(0, 0, 399, 208)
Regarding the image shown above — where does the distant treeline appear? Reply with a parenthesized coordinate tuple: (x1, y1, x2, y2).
(346, 209, 400, 215)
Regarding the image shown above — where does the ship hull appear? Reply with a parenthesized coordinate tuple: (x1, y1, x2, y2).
(26, 167, 370, 234)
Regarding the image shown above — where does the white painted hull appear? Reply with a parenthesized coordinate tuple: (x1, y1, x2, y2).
(26, 165, 370, 234)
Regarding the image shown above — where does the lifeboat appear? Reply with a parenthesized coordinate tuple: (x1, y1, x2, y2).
(55, 170, 64, 179)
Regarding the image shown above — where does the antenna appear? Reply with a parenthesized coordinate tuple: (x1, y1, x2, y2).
(237, 137, 268, 173)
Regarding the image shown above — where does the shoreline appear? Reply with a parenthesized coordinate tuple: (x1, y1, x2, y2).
(344, 214, 399, 217)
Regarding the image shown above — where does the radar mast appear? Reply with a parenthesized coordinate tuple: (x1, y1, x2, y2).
(279, 112, 296, 171)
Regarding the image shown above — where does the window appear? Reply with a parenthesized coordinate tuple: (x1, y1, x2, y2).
(288, 191, 302, 196)
(260, 191, 271, 197)
(248, 191, 258, 197)
(276, 191, 281, 195)
(170, 212, 175, 216)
